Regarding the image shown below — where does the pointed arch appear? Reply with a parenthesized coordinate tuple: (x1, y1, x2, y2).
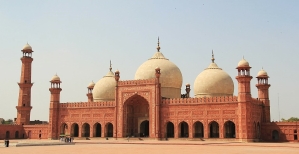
(178, 121, 189, 138)
(60, 123, 68, 135)
(71, 123, 79, 137)
(166, 121, 174, 138)
(193, 121, 204, 138)
(140, 120, 149, 137)
(209, 121, 219, 138)
(257, 122, 260, 139)
(93, 122, 102, 137)
(15, 131, 19, 139)
(123, 94, 149, 137)
(5, 131, 10, 139)
(82, 123, 90, 137)
(272, 130, 279, 141)
(224, 121, 235, 138)
(105, 122, 113, 137)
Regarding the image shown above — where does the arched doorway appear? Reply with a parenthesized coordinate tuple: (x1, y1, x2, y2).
(257, 122, 260, 139)
(123, 95, 149, 137)
(193, 121, 204, 138)
(254, 122, 257, 139)
(93, 123, 102, 137)
(140, 120, 149, 137)
(224, 121, 235, 138)
(166, 122, 174, 138)
(272, 130, 279, 141)
(209, 121, 219, 138)
(179, 121, 189, 138)
(28, 131, 31, 139)
(82, 123, 90, 137)
(71, 123, 79, 137)
(5, 131, 10, 139)
(15, 131, 19, 139)
(60, 123, 68, 135)
(106, 123, 113, 137)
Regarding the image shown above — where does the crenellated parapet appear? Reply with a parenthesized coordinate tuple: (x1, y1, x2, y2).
(118, 78, 156, 86)
(161, 96, 238, 105)
(60, 101, 115, 108)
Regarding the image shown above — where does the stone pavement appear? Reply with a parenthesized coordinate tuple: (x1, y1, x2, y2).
(1, 139, 299, 154)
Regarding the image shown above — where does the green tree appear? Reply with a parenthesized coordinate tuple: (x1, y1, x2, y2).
(3, 119, 13, 124)
(281, 117, 299, 122)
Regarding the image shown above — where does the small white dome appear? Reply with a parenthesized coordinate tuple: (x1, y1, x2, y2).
(51, 74, 60, 81)
(238, 57, 249, 67)
(92, 70, 116, 102)
(88, 81, 95, 88)
(257, 68, 268, 77)
(23, 43, 32, 51)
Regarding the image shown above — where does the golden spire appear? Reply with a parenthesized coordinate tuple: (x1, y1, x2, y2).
(109, 60, 112, 71)
(156, 37, 161, 52)
(211, 50, 215, 63)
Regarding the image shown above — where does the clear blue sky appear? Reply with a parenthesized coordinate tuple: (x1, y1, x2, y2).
(0, 1, 298, 121)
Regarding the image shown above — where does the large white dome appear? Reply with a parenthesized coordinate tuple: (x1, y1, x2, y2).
(135, 43, 182, 98)
(194, 54, 234, 97)
(93, 68, 116, 102)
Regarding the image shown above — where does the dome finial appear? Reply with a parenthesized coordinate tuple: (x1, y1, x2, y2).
(109, 60, 112, 71)
(156, 37, 161, 52)
(211, 50, 215, 63)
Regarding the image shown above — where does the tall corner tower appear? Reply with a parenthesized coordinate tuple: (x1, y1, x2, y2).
(256, 68, 271, 122)
(48, 74, 62, 139)
(16, 43, 34, 125)
(235, 57, 253, 140)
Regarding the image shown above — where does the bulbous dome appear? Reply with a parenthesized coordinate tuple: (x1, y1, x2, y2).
(22, 43, 32, 51)
(257, 68, 268, 77)
(194, 53, 234, 97)
(92, 69, 116, 102)
(135, 48, 182, 98)
(51, 74, 60, 81)
(238, 57, 249, 67)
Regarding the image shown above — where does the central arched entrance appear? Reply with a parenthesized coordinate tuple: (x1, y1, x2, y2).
(140, 120, 149, 137)
(123, 95, 149, 137)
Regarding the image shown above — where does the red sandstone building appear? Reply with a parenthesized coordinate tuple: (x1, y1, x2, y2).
(0, 41, 298, 142)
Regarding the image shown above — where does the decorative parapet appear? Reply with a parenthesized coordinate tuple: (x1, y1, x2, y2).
(118, 78, 156, 86)
(60, 101, 115, 108)
(161, 96, 238, 105)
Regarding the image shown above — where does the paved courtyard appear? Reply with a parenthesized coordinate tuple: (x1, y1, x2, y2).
(1, 139, 299, 154)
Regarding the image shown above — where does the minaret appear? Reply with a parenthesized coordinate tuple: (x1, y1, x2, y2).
(236, 57, 253, 102)
(16, 43, 34, 125)
(256, 68, 271, 122)
(236, 57, 253, 140)
(87, 81, 95, 102)
(48, 74, 62, 139)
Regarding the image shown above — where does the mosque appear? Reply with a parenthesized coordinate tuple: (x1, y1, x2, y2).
(0, 40, 298, 142)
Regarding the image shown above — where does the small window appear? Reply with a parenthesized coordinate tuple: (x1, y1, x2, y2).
(23, 104, 25, 107)
(294, 130, 297, 133)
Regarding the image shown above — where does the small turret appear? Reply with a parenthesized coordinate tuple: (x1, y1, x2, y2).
(256, 68, 271, 122)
